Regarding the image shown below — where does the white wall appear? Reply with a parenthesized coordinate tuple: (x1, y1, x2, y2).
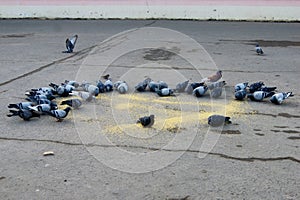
(0, 1, 300, 21)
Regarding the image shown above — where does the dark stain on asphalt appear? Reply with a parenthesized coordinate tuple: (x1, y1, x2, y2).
(253, 129, 261, 131)
(167, 195, 190, 200)
(247, 40, 300, 47)
(271, 130, 281, 133)
(219, 39, 300, 47)
(236, 145, 243, 147)
(274, 126, 289, 128)
(287, 136, 300, 140)
(255, 133, 265, 136)
(0, 176, 5, 180)
(282, 130, 300, 134)
(278, 113, 300, 118)
(143, 48, 176, 61)
(221, 130, 241, 134)
(0, 33, 34, 38)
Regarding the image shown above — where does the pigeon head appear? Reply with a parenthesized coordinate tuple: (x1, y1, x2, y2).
(256, 44, 259, 47)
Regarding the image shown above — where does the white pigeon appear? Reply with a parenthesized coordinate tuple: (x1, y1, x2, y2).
(270, 92, 293, 105)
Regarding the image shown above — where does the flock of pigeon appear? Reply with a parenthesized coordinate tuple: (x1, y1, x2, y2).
(6, 35, 294, 128)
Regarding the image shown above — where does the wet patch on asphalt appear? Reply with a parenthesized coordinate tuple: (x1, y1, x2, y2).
(143, 48, 176, 61)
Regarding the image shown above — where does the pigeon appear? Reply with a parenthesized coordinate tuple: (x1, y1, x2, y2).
(255, 44, 264, 55)
(28, 104, 57, 114)
(208, 115, 232, 127)
(156, 88, 174, 97)
(60, 98, 82, 109)
(135, 77, 152, 92)
(36, 99, 57, 108)
(104, 79, 113, 92)
(259, 86, 277, 92)
(201, 70, 222, 83)
(64, 35, 78, 53)
(25, 92, 55, 101)
(193, 85, 208, 97)
(186, 82, 206, 94)
(49, 83, 74, 97)
(207, 81, 226, 90)
(7, 109, 40, 121)
(247, 91, 275, 101)
(46, 107, 71, 122)
(235, 89, 247, 101)
(64, 80, 80, 88)
(8, 102, 34, 110)
(101, 74, 110, 80)
(70, 91, 95, 102)
(30, 87, 55, 96)
(114, 81, 128, 94)
(210, 87, 223, 98)
(96, 80, 106, 93)
(249, 81, 264, 93)
(270, 92, 294, 105)
(175, 80, 189, 93)
(81, 81, 99, 96)
(234, 82, 248, 92)
(137, 114, 155, 128)
(148, 81, 159, 92)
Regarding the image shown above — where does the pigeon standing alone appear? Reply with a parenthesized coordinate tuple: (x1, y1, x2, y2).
(208, 115, 232, 127)
(64, 35, 78, 53)
(255, 44, 264, 55)
(270, 92, 294, 105)
(137, 115, 155, 128)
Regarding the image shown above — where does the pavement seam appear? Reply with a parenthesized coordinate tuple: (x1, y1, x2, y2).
(0, 136, 299, 164)
(0, 45, 97, 87)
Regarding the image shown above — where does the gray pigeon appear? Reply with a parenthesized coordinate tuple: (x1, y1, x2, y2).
(193, 86, 208, 97)
(64, 80, 80, 88)
(247, 91, 275, 101)
(210, 87, 223, 98)
(70, 91, 95, 102)
(8, 102, 34, 110)
(235, 89, 247, 101)
(137, 114, 155, 128)
(60, 98, 82, 109)
(135, 77, 152, 92)
(156, 88, 174, 97)
(207, 81, 226, 90)
(104, 79, 113, 92)
(175, 80, 189, 93)
(64, 35, 78, 53)
(270, 92, 294, 105)
(255, 44, 264, 55)
(81, 81, 99, 96)
(7, 109, 40, 121)
(208, 115, 231, 127)
(46, 107, 71, 122)
(28, 104, 57, 114)
(186, 82, 206, 94)
(234, 82, 248, 92)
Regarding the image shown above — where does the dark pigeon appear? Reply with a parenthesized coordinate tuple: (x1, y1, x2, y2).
(208, 115, 231, 127)
(137, 115, 155, 128)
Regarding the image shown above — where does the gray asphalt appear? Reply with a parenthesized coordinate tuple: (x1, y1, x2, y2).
(0, 20, 299, 200)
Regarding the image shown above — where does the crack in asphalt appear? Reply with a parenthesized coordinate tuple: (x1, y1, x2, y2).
(0, 45, 97, 87)
(0, 136, 299, 164)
